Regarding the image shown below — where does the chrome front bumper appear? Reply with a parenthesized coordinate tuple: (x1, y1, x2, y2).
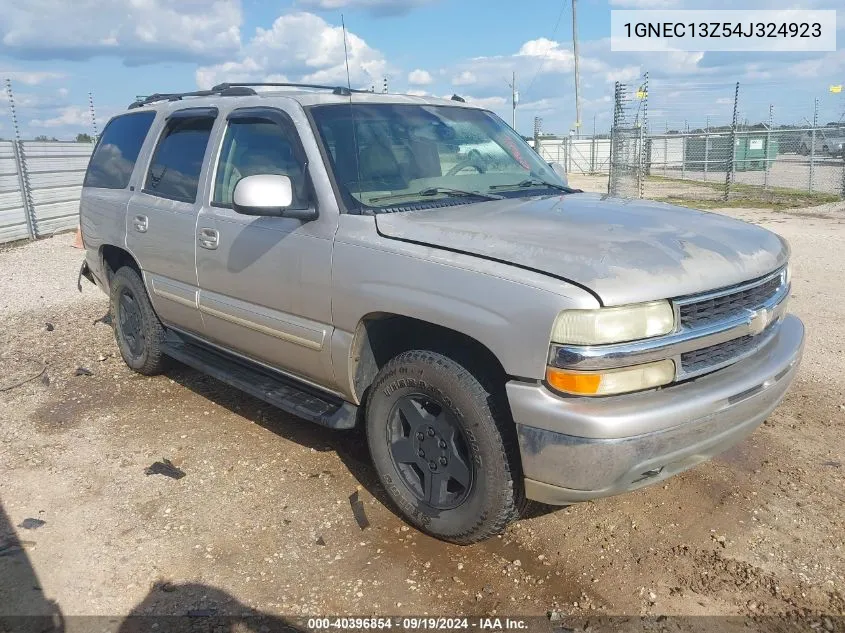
(509, 314, 804, 505)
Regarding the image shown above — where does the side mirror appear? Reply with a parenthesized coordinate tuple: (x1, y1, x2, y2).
(548, 162, 568, 187)
(232, 175, 317, 220)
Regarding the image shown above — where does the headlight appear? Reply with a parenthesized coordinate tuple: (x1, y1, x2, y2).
(551, 300, 675, 345)
(785, 263, 792, 286)
(546, 359, 675, 396)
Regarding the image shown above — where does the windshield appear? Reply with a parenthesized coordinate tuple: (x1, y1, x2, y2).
(308, 103, 569, 211)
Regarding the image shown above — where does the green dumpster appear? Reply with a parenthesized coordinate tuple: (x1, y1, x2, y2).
(734, 136, 778, 172)
(684, 135, 778, 172)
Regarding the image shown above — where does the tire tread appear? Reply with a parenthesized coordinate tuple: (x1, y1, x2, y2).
(368, 349, 525, 544)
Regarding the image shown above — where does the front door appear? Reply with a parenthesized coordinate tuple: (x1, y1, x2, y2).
(195, 106, 336, 388)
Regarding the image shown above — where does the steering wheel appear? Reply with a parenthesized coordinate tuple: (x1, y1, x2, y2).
(446, 150, 487, 176)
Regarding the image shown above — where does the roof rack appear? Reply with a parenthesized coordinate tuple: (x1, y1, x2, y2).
(211, 82, 371, 96)
(128, 85, 257, 109)
(127, 82, 373, 109)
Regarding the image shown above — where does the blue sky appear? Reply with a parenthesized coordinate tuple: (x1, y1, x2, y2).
(1, 0, 843, 140)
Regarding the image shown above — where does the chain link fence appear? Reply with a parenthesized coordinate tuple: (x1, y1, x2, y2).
(609, 74, 845, 208)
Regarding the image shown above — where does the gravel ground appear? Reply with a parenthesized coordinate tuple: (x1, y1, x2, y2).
(1, 201, 844, 631)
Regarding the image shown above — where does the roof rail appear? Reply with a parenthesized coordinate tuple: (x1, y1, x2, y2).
(211, 82, 371, 96)
(128, 85, 258, 109)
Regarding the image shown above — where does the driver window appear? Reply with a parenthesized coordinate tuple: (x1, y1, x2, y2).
(213, 117, 308, 208)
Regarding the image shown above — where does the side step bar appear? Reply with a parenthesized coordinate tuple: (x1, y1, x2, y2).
(161, 333, 358, 430)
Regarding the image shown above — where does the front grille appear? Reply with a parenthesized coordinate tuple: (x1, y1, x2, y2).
(680, 322, 778, 374)
(679, 273, 783, 329)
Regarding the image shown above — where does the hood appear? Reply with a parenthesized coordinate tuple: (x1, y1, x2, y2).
(374, 193, 789, 306)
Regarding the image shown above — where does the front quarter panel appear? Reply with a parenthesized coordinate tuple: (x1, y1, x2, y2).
(331, 214, 600, 391)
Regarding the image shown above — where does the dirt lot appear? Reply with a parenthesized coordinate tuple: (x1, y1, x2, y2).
(1, 201, 844, 631)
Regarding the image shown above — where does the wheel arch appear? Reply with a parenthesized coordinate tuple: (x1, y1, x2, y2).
(100, 244, 141, 287)
(349, 312, 508, 404)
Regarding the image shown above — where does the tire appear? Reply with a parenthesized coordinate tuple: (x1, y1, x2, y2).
(109, 266, 168, 376)
(366, 349, 524, 544)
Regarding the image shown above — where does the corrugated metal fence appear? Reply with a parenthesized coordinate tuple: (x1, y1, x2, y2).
(0, 141, 93, 244)
(0, 141, 30, 243)
(529, 138, 613, 175)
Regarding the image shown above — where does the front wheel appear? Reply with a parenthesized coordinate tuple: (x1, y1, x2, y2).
(366, 350, 523, 544)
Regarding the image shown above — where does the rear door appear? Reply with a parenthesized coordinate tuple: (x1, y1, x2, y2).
(195, 105, 336, 387)
(125, 107, 217, 335)
(80, 110, 156, 285)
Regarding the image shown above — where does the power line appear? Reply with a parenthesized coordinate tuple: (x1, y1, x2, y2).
(523, 0, 569, 97)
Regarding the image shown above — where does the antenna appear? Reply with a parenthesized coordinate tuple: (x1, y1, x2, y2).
(342, 15, 353, 96)
(341, 15, 363, 213)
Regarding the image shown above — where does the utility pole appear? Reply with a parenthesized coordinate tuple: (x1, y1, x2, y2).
(572, 0, 582, 137)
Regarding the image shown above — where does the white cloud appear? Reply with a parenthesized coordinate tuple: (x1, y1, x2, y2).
(408, 69, 433, 85)
(297, 0, 437, 15)
(196, 12, 387, 89)
(1, 71, 66, 85)
(463, 95, 507, 109)
(29, 106, 93, 128)
(452, 71, 477, 86)
(1, 0, 241, 63)
(405, 89, 429, 96)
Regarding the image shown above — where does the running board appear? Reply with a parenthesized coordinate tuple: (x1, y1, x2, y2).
(161, 334, 358, 430)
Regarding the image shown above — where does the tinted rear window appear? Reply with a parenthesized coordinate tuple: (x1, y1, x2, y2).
(144, 116, 215, 203)
(83, 112, 156, 189)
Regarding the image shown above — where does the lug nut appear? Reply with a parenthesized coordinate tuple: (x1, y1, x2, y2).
(438, 440, 447, 449)
(429, 461, 437, 470)
(418, 449, 425, 458)
(416, 432, 424, 440)
(439, 456, 447, 465)
(427, 427, 435, 437)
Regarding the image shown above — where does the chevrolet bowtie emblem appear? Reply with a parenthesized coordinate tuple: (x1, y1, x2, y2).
(748, 307, 770, 336)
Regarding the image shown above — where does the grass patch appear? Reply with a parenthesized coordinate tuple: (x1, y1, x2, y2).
(647, 175, 840, 210)
(655, 195, 839, 212)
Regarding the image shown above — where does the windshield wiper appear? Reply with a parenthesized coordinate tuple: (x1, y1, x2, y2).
(489, 178, 574, 193)
(369, 187, 503, 204)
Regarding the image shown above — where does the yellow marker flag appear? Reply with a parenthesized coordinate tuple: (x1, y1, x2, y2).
(830, 85, 843, 94)
(636, 89, 647, 99)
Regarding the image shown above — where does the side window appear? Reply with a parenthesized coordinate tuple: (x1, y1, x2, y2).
(213, 117, 309, 209)
(83, 112, 156, 189)
(144, 115, 215, 203)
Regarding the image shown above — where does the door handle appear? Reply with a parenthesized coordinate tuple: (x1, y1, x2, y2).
(198, 227, 219, 250)
(132, 215, 148, 233)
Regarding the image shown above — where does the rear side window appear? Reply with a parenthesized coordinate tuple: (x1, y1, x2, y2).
(83, 112, 156, 189)
(144, 115, 215, 203)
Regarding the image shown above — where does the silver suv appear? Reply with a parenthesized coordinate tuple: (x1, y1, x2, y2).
(78, 83, 804, 543)
(798, 128, 845, 157)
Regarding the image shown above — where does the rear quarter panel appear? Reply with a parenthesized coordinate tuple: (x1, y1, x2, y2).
(80, 187, 131, 288)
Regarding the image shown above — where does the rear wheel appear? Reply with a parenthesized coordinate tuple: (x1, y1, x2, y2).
(366, 350, 523, 544)
(109, 266, 168, 376)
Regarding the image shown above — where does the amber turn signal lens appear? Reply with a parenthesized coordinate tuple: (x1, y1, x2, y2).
(545, 368, 602, 395)
(545, 359, 675, 396)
